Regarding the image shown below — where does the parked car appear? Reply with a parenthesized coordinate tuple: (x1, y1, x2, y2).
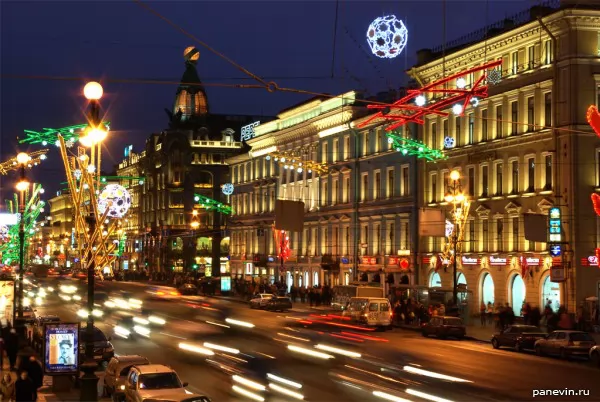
(79, 326, 115, 364)
(491, 325, 546, 351)
(264, 296, 292, 312)
(249, 294, 274, 309)
(140, 394, 211, 402)
(104, 355, 150, 401)
(31, 315, 61, 351)
(178, 284, 198, 296)
(421, 316, 466, 339)
(124, 364, 189, 402)
(534, 330, 596, 359)
(590, 345, 600, 368)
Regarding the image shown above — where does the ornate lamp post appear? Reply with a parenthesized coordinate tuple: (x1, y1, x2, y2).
(14, 152, 31, 332)
(444, 170, 469, 306)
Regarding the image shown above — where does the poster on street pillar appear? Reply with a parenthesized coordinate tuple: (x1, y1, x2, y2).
(44, 322, 80, 375)
(0, 281, 14, 325)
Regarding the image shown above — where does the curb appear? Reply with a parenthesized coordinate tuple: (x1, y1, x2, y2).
(395, 324, 492, 343)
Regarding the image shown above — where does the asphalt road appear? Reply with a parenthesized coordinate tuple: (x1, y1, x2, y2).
(34, 278, 599, 401)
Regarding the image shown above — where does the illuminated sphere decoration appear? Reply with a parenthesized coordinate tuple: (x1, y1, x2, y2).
(222, 183, 234, 196)
(366, 15, 408, 59)
(97, 184, 132, 219)
(444, 136, 456, 149)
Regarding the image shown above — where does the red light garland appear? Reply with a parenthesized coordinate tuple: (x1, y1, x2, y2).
(587, 105, 600, 138)
(357, 60, 502, 131)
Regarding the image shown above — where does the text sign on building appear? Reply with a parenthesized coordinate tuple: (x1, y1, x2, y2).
(581, 256, 599, 266)
(241, 121, 260, 141)
(489, 256, 507, 266)
(550, 265, 566, 282)
(549, 244, 561, 257)
(461, 256, 478, 265)
(525, 257, 540, 266)
(548, 207, 562, 243)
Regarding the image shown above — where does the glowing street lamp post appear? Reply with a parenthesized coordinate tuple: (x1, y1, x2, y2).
(80, 81, 107, 402)
(14, 152, 31, 332)
(444, 170, 466, 307)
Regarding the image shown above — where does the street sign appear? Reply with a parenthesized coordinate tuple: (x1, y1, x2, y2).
(549, 244, 562, 257)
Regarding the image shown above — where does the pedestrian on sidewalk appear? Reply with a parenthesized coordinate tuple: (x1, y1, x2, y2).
(480, 302, 487, 326)
(1, 373, 14, 401)
(14, 371, 35, 402)
(5, 329, 18, 371)
(24, 356, 43, 401)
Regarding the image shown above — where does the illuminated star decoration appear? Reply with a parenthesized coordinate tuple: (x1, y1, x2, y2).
(386, 132, 445, 161)
(194, 194, 233, 215)
(487, 69, 502, 85)
(222, 183, 234, 196)
(358, 59, 502, 131)
(74, 169, 82, 180)
(366, 15, 408, 59)
(20, 123, 110, 146)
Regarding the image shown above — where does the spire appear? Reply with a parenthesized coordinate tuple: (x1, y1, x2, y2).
(173, 47, 209, 119)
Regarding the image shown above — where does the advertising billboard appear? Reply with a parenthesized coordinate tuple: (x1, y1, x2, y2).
(44, 323, 80, 375)
(0, 281, 14, 324)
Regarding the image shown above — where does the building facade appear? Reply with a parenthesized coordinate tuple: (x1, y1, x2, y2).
(228, 91, 419, 290)
(413, 1, 600, 315)
(47, 191, 75, 266)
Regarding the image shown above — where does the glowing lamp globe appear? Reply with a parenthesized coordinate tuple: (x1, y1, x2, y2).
(83, 81, 103, 100)
(366, 15, 408, 59)
(16, 152, 30, 165)
(97, 184, 132, 219)
(415, 95, 426, 107)
(449, 170, 461, 181)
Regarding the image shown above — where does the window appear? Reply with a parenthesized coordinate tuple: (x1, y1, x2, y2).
(511, 160, 519, 194)
(468, 114, 474, 144)
(376, 131, 382, 153)
(322, 142, 328, 164)
(544, 93, 552, 127)
(511, 101, 518, 135)
(443, 119, 449, 140)
(431, 174, 437, 202)
(455, 117, 462, 146)
(387, 169, 395, 198)
(544, 154, 552, 190)
(431, 122, 437, 149)
(527, 157, 535, 192)
(496, 105, 503, 138)
(528, 45, 535, 70)
(402, 222, 409, 250)
(496, 163, 503, 195)
(374, 171, 381, 200)
(344, 176, 350, 203)
(511, 51, 519, 74)
(362, 174, 369, 201)
(468, 221, 475, 251)
(527, 97, 534, 132)
(481, 109, 488, 141)
(332, 179, 339, 205)
(333, 138, 339, 162)
(387, 223, 394, 254)
(443, 171, 449, 195)
(481, 166, 489, 197)
(363, 132, 370, 156)
(497, 219, 504, 251)
(513, 217, 520, 251)
(344, 136, 350, 160)
(544, 39, 552, 65)
(401, 166, 409, 196)
(467, 167, 475, 196)
(482, 220, 489, 251)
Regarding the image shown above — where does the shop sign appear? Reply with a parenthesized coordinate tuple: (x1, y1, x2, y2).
(341, 257, 349, 264)
(388, 257, 399, 266)
(241, 121, 260, 141)
(581, 256, 599, 267)
(399, 259, 410, 270)
(244, 262, 253, 275)
(361, 257, 377, 265)
(489, 256, 507, 265)
(550, 265, 566, 282)
(397, 249, 410, 256)
(549, 245, 561, 257)
(525, 257, 540, 266)
(461, 256, 478, 265)
(44, 323, 80, 375)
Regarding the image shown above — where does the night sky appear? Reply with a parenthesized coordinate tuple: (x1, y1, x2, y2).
(1, 0, 529, 196)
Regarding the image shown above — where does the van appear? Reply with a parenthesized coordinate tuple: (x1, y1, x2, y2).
(344, 297, 392, 328)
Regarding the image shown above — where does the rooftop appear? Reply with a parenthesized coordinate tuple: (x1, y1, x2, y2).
(136, 364, 176, 374)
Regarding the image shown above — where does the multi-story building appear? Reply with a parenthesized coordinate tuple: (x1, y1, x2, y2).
(47, 191, 75, 265)
(138, 48, 265, 275)
(413, 0, 600, 315)
(228, 91, 419, 290)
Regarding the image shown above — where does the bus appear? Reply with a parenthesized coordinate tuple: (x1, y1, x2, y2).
(332, 283, 385, 310)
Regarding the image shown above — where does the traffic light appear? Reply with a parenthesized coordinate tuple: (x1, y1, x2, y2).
(192, 264, 198, 270)
(172, 241, 176, 247)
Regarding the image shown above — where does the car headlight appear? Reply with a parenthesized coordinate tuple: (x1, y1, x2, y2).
(120, 385, 125, 390)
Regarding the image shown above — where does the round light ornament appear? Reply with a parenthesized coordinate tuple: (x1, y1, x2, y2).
(444, 136, 456, 149)
(222, 183, 234, 196)
(487, 69, 502, 85)
(97, 184, 132, 219)
(366, 15, 408, 59)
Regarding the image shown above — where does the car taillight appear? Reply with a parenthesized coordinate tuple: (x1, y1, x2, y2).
(568, 340, 574, 346)
(171, 291, 179, 296)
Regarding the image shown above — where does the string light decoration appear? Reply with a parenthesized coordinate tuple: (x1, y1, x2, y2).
(267, 150, 328, 175)
(386, 132, 445, 161)
(98, 184, 132, 219)
(0, 184, 45, 264)
(440, 199, 470, 268)
(274, 229, 291, 262)
(0, 150, 48, 175)
(358, 59, 502, 131)
(100, 176, 145, 185)
(366, 15, 408, 59)
(587, 105, 600, 137)
(194, 194, 233, 215)
(20, 123, 110, 147)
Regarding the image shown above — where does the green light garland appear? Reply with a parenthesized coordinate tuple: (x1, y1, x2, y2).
(386, 132, 446, 161)
(194, 194, 233, 215)
(20, 122, 110, 146)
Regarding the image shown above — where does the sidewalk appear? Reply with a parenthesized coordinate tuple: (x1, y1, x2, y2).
(205, 293, 333, 313)
(395, 322, 496, 343)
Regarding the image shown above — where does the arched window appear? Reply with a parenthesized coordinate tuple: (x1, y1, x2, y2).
(481, 272, 495, 306)
(313, 271, 319, 287)
(540, 274, 560, 312)
(510, 274, 526, 316)
(429, 271, 442, 287)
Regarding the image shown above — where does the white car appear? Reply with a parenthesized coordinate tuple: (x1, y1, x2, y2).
(249, 294, 274, 309)
(146, 286, 181, 301)
(124, 364, 189, 402)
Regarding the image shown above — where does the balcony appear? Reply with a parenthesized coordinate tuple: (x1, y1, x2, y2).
(191, 140, 242, 149)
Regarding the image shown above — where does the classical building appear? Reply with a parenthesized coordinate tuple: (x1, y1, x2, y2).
(227, 91, 419, 289)
(136, 48, 265, 275)
(47, 191, 75, 265)
(412, 0, 600, 315)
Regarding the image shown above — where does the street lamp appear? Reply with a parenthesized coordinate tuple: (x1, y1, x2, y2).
(444, 169, 468, 307)
(14, 153, 30, 333)
(80, 81, 106, 402)
(191, 210, 200, 229)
